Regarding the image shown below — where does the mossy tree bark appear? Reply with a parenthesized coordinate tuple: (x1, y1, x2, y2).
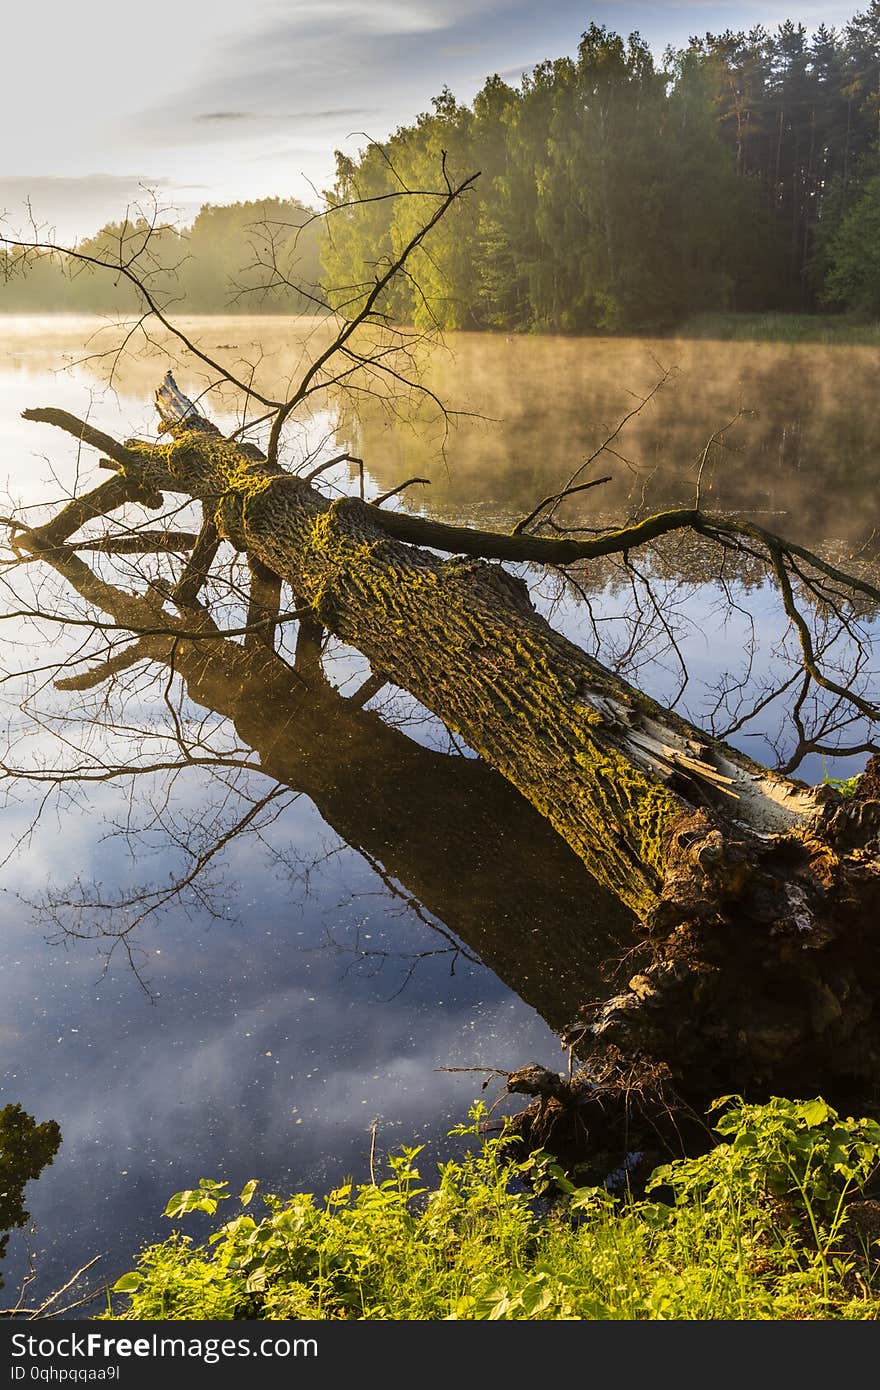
(16, 384, 880, 1102)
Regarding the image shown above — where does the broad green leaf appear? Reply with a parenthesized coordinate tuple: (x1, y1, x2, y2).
(165, 1189, 217, 1218)
(801, 1099, 831, 1127)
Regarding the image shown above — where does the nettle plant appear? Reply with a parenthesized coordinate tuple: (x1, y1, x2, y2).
(646, 1095, 880, 1299)
(650, 1095, 880, 1224)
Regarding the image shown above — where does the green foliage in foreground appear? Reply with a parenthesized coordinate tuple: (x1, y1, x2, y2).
(105, 1096, 880, 1321)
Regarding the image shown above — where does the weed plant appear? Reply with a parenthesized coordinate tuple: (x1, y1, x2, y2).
(105, 1095, 880, 1320)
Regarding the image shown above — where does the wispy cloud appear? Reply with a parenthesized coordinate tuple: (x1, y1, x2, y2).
(196, 111, 255, 122)
(131, 2, 524, 143)
(195, 107, 377, 125)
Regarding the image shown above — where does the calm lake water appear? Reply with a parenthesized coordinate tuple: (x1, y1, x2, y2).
(0, 315, 878, 1310)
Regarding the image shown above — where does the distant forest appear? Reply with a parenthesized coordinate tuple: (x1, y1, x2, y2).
(0, 198, 324, 317)
(5, 6, 880, 333)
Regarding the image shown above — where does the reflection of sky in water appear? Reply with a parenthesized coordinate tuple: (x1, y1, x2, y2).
(1, 319, 878, 1306)
(2, 780, 559, 1301)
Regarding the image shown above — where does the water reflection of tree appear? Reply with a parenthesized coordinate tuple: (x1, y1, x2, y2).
(0, 1103, 61, 1295)
(0, 540, 634, 1028)
(535, 530, 879, 771)
(333, 338, 880, 555)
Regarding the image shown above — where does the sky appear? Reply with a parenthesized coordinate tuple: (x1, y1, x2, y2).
(1, 0, 862, 243)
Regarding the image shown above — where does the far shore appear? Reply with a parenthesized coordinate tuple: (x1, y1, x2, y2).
(2, 307, 880, 347)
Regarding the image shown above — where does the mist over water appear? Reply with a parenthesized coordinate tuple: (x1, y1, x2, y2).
(7, 314, 877, 550)
(338, 330, 880, 556)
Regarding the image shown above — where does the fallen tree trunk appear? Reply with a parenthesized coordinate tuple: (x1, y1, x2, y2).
(17, 380, 880, 1103)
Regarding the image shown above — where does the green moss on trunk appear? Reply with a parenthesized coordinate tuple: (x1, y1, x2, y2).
(119, 436, 693, 915)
